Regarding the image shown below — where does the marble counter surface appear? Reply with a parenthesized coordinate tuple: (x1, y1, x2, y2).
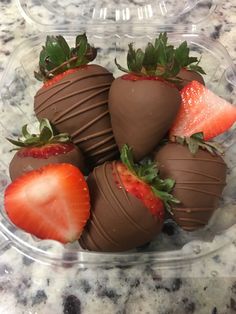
(0, 0, 236, 313)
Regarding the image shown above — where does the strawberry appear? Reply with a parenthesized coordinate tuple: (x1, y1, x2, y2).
(4, 163, 90, 243)
(34, 34, 118, 169)
(7, 119, 85, 181)
(155, 133, 227, 231)
(115, 160, 164, 218)
(170, 80, 236, 140)
(109, 33, 205, 160)
(79, 145, 179, 252)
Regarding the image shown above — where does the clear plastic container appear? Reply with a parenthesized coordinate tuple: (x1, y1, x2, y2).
(0, 0, 235, 268)
(17, 0, 217, 30)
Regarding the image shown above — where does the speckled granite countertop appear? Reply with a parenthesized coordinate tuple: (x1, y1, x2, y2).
(0, 0, 236, 313)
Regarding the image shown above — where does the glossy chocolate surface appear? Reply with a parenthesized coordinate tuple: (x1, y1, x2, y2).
(34, 64, 118, 168)
(154, 143, 227, 231)
(109, 77, 181, 161)
(80, 162, 162, 252)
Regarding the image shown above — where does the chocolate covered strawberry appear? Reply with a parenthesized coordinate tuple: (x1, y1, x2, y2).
(34, 34, 118, 169)
(109, 33, 184, 161)
(170, 80, 236, 140)
(80, 145, 179, 252)
(4, 163, 90, 243)
(7, 119, 85, 181)
(154, 133, 227, 231)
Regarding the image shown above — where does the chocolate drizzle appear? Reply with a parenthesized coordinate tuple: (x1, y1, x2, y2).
(154, 143, 227, 231)
(34, 65, 118, 168)
(9, 146, 85, 181)
(79, 162, 162, 252)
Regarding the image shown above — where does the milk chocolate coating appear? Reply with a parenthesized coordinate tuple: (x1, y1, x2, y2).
(9, 146, 85, 181)
(79, 162, 162, 252)
(34, 65, 118, 168)
(109, 78, 181, 161)
(154, 143, 227, 231)
(177, 69, 205, 90)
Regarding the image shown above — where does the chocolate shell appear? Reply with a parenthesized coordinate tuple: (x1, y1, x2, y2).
(177, 69, 205, 90)
(34, 65, 118, 168)
(9, 145, 85, 181)
(108, 78, 181, 161)
(79, 162, 163, 252)
(154, 143, 227, 231)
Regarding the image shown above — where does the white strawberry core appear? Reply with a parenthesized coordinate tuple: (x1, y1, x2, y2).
(25, 175, 58, 205)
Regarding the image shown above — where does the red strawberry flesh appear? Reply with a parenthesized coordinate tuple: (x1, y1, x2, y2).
(43, 68, 81, 88)
(170, 80, 236, 140)
(17, 143, 75, 159)
(114, 162, 164, 220)
(121, 74, 177, 88)
(4, 163, 90, 243)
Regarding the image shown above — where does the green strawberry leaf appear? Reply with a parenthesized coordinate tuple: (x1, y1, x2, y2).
(39, 46, 48, 68)
(188, 64, 206, 75)
(39, 126, 53, 143)
(39, 118, 53, 133)
(120, 144, 138, 175)
(52, 133, 71, 143)
(135, 49, 145, 72)
(74, 34, 88, 65)
(127, 43, 139, 72)
(171, 133, 224, 156)
(143, 43, 158, 73)
(6, 138, 26, 148)
(34, 71, 44, 81)
(22, 124, 31, 139)
(6, 119, 71, 149)
(115, 58, 130, 74)
(35, 34, 97, 81)
(45, 36, 68, 67)
(175, 41, 189, 65)
(57, 35, 71, 60)
(191, 132, 204, 141)
(114, 33, 205, 82)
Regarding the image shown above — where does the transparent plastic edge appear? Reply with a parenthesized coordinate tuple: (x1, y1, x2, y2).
(0, 219, 235, 268)
(15, 0, 217, 32)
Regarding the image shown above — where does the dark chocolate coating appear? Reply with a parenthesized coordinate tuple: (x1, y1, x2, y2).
(9, 146, 85, 181)
(79, 162, 163, 252)
(154, 143, 227, 231)
(108, 78, 181, 161)
(34, 65, 118, 168)
(177, 69, 205, 90)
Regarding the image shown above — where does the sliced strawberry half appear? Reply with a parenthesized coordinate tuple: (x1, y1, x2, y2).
(4, 163, 90, 243)
(169, 80, 236, 140)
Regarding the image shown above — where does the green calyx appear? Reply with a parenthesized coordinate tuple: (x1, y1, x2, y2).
(34, 34, 97, 81)
(120, 144, 180, 213)
(7, 119, 71, 149)
(171, 132, 224, 156)
(115, 32, 205, 82)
